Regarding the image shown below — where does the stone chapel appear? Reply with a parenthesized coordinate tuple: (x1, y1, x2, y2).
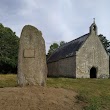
(47, 21, 109, 78)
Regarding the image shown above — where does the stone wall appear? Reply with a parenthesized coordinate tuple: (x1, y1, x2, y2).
(47, 56, 76, 77)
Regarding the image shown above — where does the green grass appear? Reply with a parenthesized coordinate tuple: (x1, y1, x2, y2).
(47, 78, 110, 110)
(0, 74, 110, 110)
(0, 74, 17, 87)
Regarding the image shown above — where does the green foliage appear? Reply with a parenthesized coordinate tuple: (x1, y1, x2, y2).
(98, 34, 110, 54)
(48, 42, 59, 56)
(0, 23, 19, 74)
(47, 41, 66, 58)
(60, 41, 66, 46)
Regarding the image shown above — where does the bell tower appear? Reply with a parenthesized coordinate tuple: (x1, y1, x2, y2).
(89, 18, 98, 35)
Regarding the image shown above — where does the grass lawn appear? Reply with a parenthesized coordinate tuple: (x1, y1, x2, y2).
(47, 78, 110, 110)
(0, 74, 17, 87)
(0, 74, 110, 110)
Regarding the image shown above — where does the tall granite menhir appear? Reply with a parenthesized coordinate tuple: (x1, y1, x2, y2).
(18, 25, 47, 86)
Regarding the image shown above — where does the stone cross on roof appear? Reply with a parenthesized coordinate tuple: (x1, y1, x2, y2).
(93, 18, 95, 23)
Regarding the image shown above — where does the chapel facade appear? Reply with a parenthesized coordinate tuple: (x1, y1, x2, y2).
(47, 21, 109, 78)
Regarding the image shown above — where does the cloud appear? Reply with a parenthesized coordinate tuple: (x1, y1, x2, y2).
(0, 0, 110, 53)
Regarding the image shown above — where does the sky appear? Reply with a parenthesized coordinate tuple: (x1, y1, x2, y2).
(0, 0, 110, 53)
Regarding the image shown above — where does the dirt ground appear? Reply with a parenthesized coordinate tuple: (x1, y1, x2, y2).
(0, 86, 84, 110)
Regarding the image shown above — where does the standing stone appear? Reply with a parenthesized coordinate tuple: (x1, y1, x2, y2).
(18, 25, 47, 86)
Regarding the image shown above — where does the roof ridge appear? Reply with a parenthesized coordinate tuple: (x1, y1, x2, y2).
(56, 33, 89, 50)
(47, 33, 90, 63)
(68, 33, 89, 44)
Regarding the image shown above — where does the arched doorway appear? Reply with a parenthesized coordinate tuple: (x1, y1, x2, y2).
(90, 67, 97, 78)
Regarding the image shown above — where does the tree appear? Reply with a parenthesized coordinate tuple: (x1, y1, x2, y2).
(47, 41, 66, 58)
(0, 23, 19, 74)
(47, 43, 59, 57)
(60, 41, 66, 46)
(98, 34, 110, 54)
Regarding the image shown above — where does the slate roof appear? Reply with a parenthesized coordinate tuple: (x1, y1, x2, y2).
(47, 33, 90, 63)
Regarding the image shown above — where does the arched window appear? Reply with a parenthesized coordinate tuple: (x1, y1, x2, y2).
(93, 25, 96, 31)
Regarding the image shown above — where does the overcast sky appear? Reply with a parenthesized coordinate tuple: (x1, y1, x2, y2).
(0, 0, 110, 52)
